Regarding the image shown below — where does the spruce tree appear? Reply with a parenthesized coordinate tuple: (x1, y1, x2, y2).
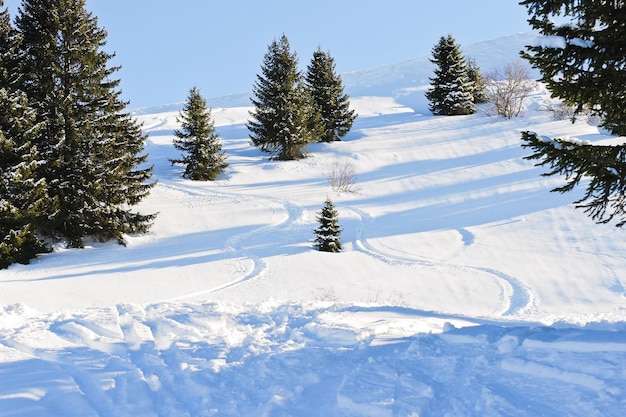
(15, 0, 155, 248)
(426, 35, 475, 116)
(305, 47, 357, 142)
(467, 58, 487, 104)
(170, 87, 228, 181)
(0, 90, 51, 268)
(0, 3, 50, 268)
(247, 34, 316, 160)
(313, 198, 343, 253)
(520, 1, 626, 135)
(519, 2, 626, 227)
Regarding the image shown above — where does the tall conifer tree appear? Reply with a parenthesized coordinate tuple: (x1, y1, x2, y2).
(248, 34, 316, 160)
(170, 87, 228, 181)
(520, 2, 626, 227)
(426, 35, 475, 116)
(305, 47, 356, 142)
(0, 2, 50, 268)
(520, 0, 626, 135)
(15, 0, 155, 248)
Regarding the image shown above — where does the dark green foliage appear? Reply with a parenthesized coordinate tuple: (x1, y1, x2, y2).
(0, 224, 50, 269)
(15, 0, 155, 248)
(426, 35, 475, 116)
(0, 4, 50, 268)
(305, 47, 356, 142)
(522, 131, 626, 227)
(247, 34, 316, 160)
(520, 0, 626, 135)
(313, 198, 343, 253)
(0, 3, 19, 87)
(170, 87, 228, 181)
(467, 58, 487, 104)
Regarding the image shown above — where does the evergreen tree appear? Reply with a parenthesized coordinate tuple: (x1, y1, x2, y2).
(305, 47, 357, 142)
(313, 198, 343, 253)
(170, 87, 228, 181)
(520, 0, 626, 135)
(0, 2, 50, 268)
(522, 131, 626, 227)
(520, 2, 626, 227)
(247, 34, 316, 160)
(426, 35, 475, 116)
(467, 58, 487, 104)
(15, 0, 155, 248)
(0, 89, 51, 268)
(0, 1, 19, 86)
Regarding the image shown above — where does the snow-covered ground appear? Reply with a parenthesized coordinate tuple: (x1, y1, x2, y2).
(1, 33, 625, 416)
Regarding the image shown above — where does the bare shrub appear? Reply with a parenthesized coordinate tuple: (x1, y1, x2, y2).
(326, 159, 358, 193)
(486, 60, 535, 118)
(548, 101, 602, 125)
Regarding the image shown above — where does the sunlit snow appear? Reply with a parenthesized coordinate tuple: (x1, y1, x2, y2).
(1, 33, 625, 416)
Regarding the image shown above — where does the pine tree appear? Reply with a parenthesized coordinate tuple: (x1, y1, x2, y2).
(467, 58, 487, 104)
(520, 1, 626, 135)
(522, 131, 626, 227)
(0, 91, 51, 268)
(426, 35, 475, 116)
(170, 87, 228, 181)
(305, 47, 357, 142)
(15, 0, 155, 248)
(519, 2, 626, 227)
(247, 34, 316, 160)
(0, 3, 50, 268)
(313, 198, 343, 253)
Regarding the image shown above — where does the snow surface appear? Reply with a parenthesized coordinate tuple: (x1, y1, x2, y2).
(1, 33, 626, 416)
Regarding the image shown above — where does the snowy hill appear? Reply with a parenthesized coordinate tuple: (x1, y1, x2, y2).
(1, 33, 625, 416)
(133, 32, 542, 114)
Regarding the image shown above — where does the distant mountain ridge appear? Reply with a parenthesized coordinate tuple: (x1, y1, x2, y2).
(133, 32, 542, 115)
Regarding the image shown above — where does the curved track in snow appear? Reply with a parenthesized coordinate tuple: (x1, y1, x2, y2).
(153, 177, 538, 318)
(156, 181, 306, 302)
(344, 205, 538, 317)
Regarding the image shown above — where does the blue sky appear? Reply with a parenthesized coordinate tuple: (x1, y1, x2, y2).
(4, 1, 533, 109)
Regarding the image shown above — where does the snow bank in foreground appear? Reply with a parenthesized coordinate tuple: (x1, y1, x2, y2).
(1, 301, 624, 417)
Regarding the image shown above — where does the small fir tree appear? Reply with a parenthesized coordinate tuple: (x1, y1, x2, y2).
(247, 34, 316, 160)
(305, 47, 357, 142)
(15, 0, 155, 248)
(426, 35, 475, 116)
(170, 87, 228, 181)
(313, 198, 343, 253)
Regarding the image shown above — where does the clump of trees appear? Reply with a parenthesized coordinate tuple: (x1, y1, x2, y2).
(520, 0, 626, 226)
(313, 198, 343, 252)
(170, 87, 228, 181)
(1, 0, 155, 268)
(426, 34, 478, 116)
(248, 34, 356, 160)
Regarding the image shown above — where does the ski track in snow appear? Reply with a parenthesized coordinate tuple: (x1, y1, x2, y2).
(156, 181, 305, 302)
(3, 67, 626, 415)
(154, 178, 532, 319)
(345, 205, 536, 317)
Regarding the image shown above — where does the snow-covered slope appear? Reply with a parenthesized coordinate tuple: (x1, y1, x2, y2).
(1, 34, 625, 416)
